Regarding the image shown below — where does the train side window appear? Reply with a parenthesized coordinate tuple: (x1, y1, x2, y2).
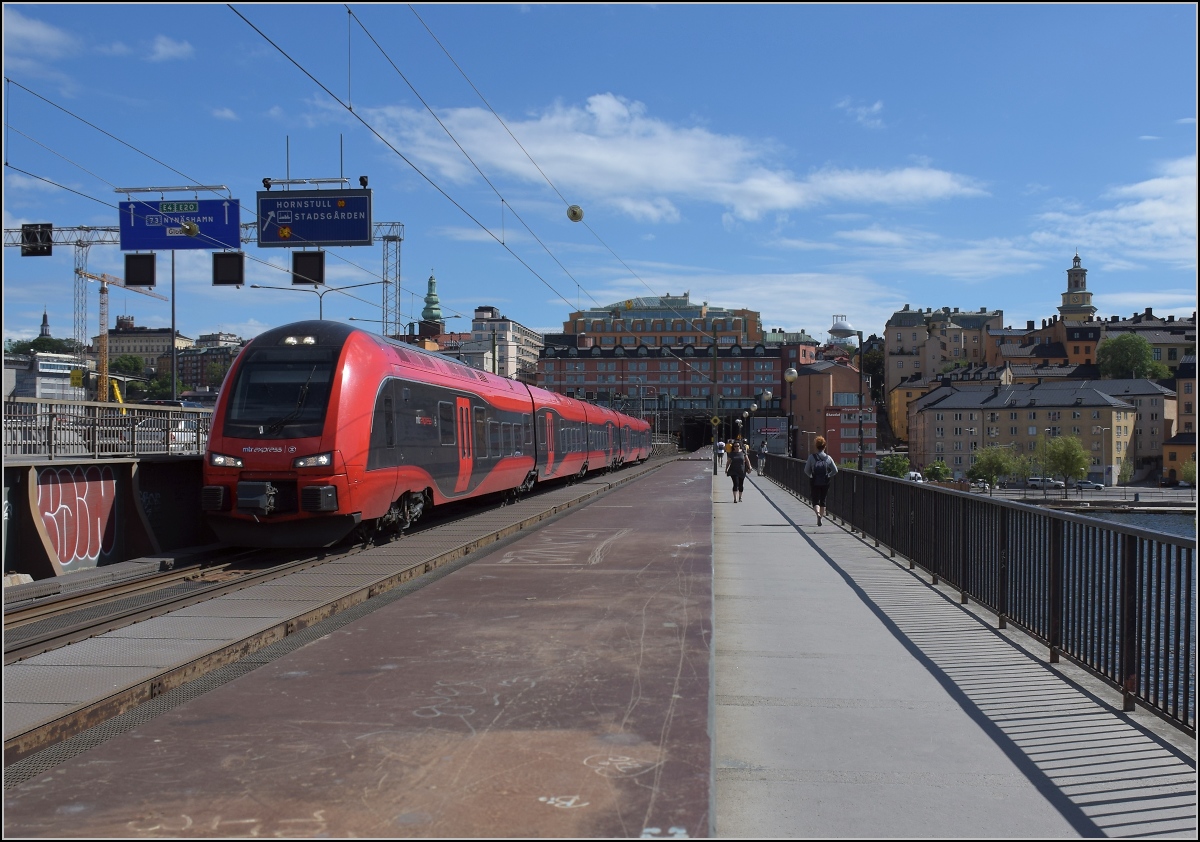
(384, 397, 395, 447)
(402, 387, 411, 403)
(523, 414, 532, 445)
(438, 401, 455, 446)
(538, 415, 546, 446)
(475, 407, 488, 458)
(502, 423, 513, 455)
(489, 421, 501, 456)
(513, 423, 523, 451)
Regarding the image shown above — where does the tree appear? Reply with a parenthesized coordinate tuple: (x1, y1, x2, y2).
(5, 336, 81, 356)
(879, 453, 910, 478)
(968, 445, 1015, 490)
(1009, 452, 1034, 494)
(110, 355, 144, 376)
(1045, 435, 1090, 496)
(205, 360, 230, 387)
(925, 459, 951, 481)
(1180, 459, 1196, 486)
(1117, 457, 1134, 486)
(1097, 333, 1170, 380)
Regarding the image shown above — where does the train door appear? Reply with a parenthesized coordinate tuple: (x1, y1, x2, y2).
(454, 397, 473, 493)
(543, 411, 556, 476)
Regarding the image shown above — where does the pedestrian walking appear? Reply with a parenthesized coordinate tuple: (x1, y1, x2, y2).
(757, 441, 768, 476)
(804, 435, 838, 525)
(716, 440, 726, 467)
(726, 440, 749, 502)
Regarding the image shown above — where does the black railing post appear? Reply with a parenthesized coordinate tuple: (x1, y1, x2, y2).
(997, 507, 1008, 629)
(1120, 533, 1139, 712)
(960, 496, 970, 604)
(1049, 517, 1064, 664)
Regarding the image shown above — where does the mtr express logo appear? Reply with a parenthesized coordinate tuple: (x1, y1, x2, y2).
(243, 446, 284, 454)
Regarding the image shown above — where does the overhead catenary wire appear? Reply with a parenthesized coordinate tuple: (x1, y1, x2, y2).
(2, 81, 470, 324)
(348, 4, 744, 388)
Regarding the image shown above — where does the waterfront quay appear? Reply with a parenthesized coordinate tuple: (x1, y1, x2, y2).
(4, 453, 1196, 837)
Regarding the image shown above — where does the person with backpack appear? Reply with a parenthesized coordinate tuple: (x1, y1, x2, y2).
(804, 435, 838, 525)
(757, 440, 768, 476)
(716, 440, 726, 467)
(726, 440, 749, 502)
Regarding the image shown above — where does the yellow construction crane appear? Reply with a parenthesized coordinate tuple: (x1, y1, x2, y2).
(76, 270, 168, 402)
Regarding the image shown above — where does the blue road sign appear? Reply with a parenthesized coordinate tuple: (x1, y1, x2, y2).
(119, 199, 241, 251)
(256, 189, 373, 248)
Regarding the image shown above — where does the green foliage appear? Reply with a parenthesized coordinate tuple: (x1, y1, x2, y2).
(940, 360, 968, 374)
(878, 453, 910, 477)
(1009, 452, 1034, 481)
(1181, 459, 1196, 485)
(4, 336, 81, 356)
(1045, 435, 1090, 482)
(969, 445, 1016, 485)
(925, 459, 951, 481)
(1117, 457, 1134, 485)
(205, 360, 230, 387)
(109, 354, 144, 376)
(1097, 333, 1171, 379)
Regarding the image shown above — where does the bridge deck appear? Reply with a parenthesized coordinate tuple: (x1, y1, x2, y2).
(715, 465, 1195, 838)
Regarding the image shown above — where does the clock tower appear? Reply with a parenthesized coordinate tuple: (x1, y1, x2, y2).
(1058, 252, 1097, 319)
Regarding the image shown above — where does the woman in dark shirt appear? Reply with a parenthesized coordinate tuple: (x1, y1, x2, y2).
(726, 441, 749, 502)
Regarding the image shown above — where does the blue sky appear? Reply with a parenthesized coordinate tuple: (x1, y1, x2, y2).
(3, 4, 1196, 348)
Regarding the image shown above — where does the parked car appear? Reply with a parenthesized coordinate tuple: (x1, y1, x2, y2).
(907, 471, 925, 483)
(970, 480, 990, 492)
(1074, 480, 1104, 490)
(1159, 476, 1179, 487)
(1177, 481, 1192, 488)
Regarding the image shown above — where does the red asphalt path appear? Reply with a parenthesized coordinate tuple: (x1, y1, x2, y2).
(3, 460, 714, 838)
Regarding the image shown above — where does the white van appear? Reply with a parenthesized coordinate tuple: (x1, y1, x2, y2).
(907, 471, 924, 483)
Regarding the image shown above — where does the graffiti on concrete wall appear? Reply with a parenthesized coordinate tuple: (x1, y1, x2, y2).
(37, 465, 119, 568)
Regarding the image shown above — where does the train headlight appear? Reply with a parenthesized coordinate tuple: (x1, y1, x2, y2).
(281, 336, 317, 346)
(209, 452, 244, 468)
(293, 451, 333, 468)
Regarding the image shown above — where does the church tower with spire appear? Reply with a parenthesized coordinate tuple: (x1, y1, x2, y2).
(420, 272, 444, 328)
(1057, 253, 1097, 319)
(39, 308, 52, 339)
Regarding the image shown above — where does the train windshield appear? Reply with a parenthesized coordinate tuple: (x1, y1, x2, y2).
(223, 348, 335, 438)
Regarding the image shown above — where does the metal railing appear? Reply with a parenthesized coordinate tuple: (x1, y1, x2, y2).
(767, 456, 1196, 735)
(3, 398, 211, 460)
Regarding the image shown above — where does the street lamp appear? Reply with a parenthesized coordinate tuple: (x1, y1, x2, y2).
(1043, 427, 1053, 499)
(829, 316, 865, 470)
(252, 279, 385, 320)
(759, 391, 772, 450)
(784, 368, 798, 457)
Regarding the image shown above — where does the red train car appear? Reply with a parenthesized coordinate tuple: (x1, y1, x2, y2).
(201, 321, 651, 547)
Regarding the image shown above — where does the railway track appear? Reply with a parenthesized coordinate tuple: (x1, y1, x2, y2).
(2, 472, 600, 665)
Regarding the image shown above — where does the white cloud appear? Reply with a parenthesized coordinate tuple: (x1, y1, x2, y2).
(212, 107, 239, 121)
(96, 42, 130, 56)
(836, 97, 885, 129)
(1139, 135, 1161, 141)
(1032, 156, 1197, 269)
(1177, 117, 1197, 125)
(834, 226, 911, 247)
(363, 93, 984, 223)
(3, 7, 76, 60)
(148, 35, 193, 62)
(772, 237, 841, 251)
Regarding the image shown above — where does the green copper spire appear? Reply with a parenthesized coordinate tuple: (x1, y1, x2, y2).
(421, 272, 444, 323)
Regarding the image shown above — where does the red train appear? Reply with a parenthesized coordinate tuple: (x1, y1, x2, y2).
(201, 320, 652, 547)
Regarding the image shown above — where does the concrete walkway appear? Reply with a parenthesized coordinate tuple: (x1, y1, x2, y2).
(713, 469, 1196, 838)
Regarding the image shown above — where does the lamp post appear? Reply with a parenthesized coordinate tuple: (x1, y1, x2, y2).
(759, 391, 772, 450)
(252, 279, 385, 320)
(802, 430, 815, 459)
(784, 368, 798, 457)
(711, 415, 720, 476)
(1043, 427, 1053, 499)
(829, 316, 865, 470)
